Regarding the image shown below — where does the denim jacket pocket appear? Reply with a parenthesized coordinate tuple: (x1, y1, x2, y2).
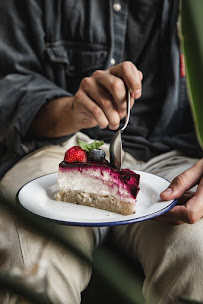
(46, 41, 108, 77)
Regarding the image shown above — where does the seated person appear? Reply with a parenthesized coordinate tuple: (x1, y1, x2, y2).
(0, 1, 202, 303)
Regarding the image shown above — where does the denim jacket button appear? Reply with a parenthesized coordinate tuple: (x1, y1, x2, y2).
(110, 58, 116, 65)
(113, 3, 121, 12)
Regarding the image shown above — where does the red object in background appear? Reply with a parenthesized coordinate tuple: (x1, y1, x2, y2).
(180, 53, 186, 77)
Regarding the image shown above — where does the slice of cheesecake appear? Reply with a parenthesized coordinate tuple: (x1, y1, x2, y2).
(55, 141, 140, 215)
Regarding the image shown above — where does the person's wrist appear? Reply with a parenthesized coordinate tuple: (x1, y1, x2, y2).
(58, 96, 82, 135)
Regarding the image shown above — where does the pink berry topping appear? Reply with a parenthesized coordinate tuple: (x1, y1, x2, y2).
(64, 146, 87, 163)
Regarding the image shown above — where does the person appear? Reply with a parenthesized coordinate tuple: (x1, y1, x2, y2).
(0, 0, 202, 303)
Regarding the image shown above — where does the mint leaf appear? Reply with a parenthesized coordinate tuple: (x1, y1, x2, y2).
(78, 140, 104, 152)
(90, 140, 104, 150)
(78, 140, 90, 152)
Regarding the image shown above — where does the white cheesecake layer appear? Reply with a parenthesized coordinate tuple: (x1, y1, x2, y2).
(57, 167, 134, 203)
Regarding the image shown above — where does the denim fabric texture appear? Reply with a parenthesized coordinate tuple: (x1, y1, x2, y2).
(0, 0, 202, 179)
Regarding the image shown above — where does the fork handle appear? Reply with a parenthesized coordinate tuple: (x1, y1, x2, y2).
(120, 89, 131, 132)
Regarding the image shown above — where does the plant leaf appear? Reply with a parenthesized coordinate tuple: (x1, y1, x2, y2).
(180, 0, 203, 150)
(78, 140, 104, 152)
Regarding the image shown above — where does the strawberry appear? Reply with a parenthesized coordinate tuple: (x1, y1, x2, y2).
(64, 146, 87, 163)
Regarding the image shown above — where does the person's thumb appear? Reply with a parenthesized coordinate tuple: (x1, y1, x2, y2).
(160, 161, 202, 200)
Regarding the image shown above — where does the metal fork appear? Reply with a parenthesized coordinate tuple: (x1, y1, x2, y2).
(109, 89, 131, 170)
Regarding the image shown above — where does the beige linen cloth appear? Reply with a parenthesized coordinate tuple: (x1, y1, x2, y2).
(0, 132, 202, 304)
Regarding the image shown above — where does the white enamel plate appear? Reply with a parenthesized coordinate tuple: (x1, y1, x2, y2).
(17, 171, 177, 226)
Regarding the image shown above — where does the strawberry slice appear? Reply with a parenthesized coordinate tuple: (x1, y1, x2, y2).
(64, 146, 87, 163)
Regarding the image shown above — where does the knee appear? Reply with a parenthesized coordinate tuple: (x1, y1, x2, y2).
(169, 221, 203, 265)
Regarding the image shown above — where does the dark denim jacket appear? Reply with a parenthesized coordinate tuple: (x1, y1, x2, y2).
(0, 0, 201, 179)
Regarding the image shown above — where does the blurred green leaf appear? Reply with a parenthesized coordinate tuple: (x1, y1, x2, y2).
(181, 0, 203, 149)
(92, 247, 145, 304)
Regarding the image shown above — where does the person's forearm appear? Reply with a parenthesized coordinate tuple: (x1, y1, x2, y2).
(29, 96, 80, 138)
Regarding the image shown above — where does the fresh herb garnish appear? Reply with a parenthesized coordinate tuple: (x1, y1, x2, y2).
(78, 140, 104, 152)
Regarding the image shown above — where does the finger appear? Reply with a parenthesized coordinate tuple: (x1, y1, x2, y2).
(155, 204, 196, 225)
(73, 90, 109, 129)
(158, 180, 203, 225)
(80, 77, 121, 130)
(109, 61, 142, 99)
(138, 70, 143, 81)
(160, 159, 203, 200)
(92, 69, 136, 113)
(183, 177, 203, 223)
(194, 174, 203, 197)
(155, 205, 188, 225)
(92, 70, 127, 111)
(177, 191, 194, 205)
